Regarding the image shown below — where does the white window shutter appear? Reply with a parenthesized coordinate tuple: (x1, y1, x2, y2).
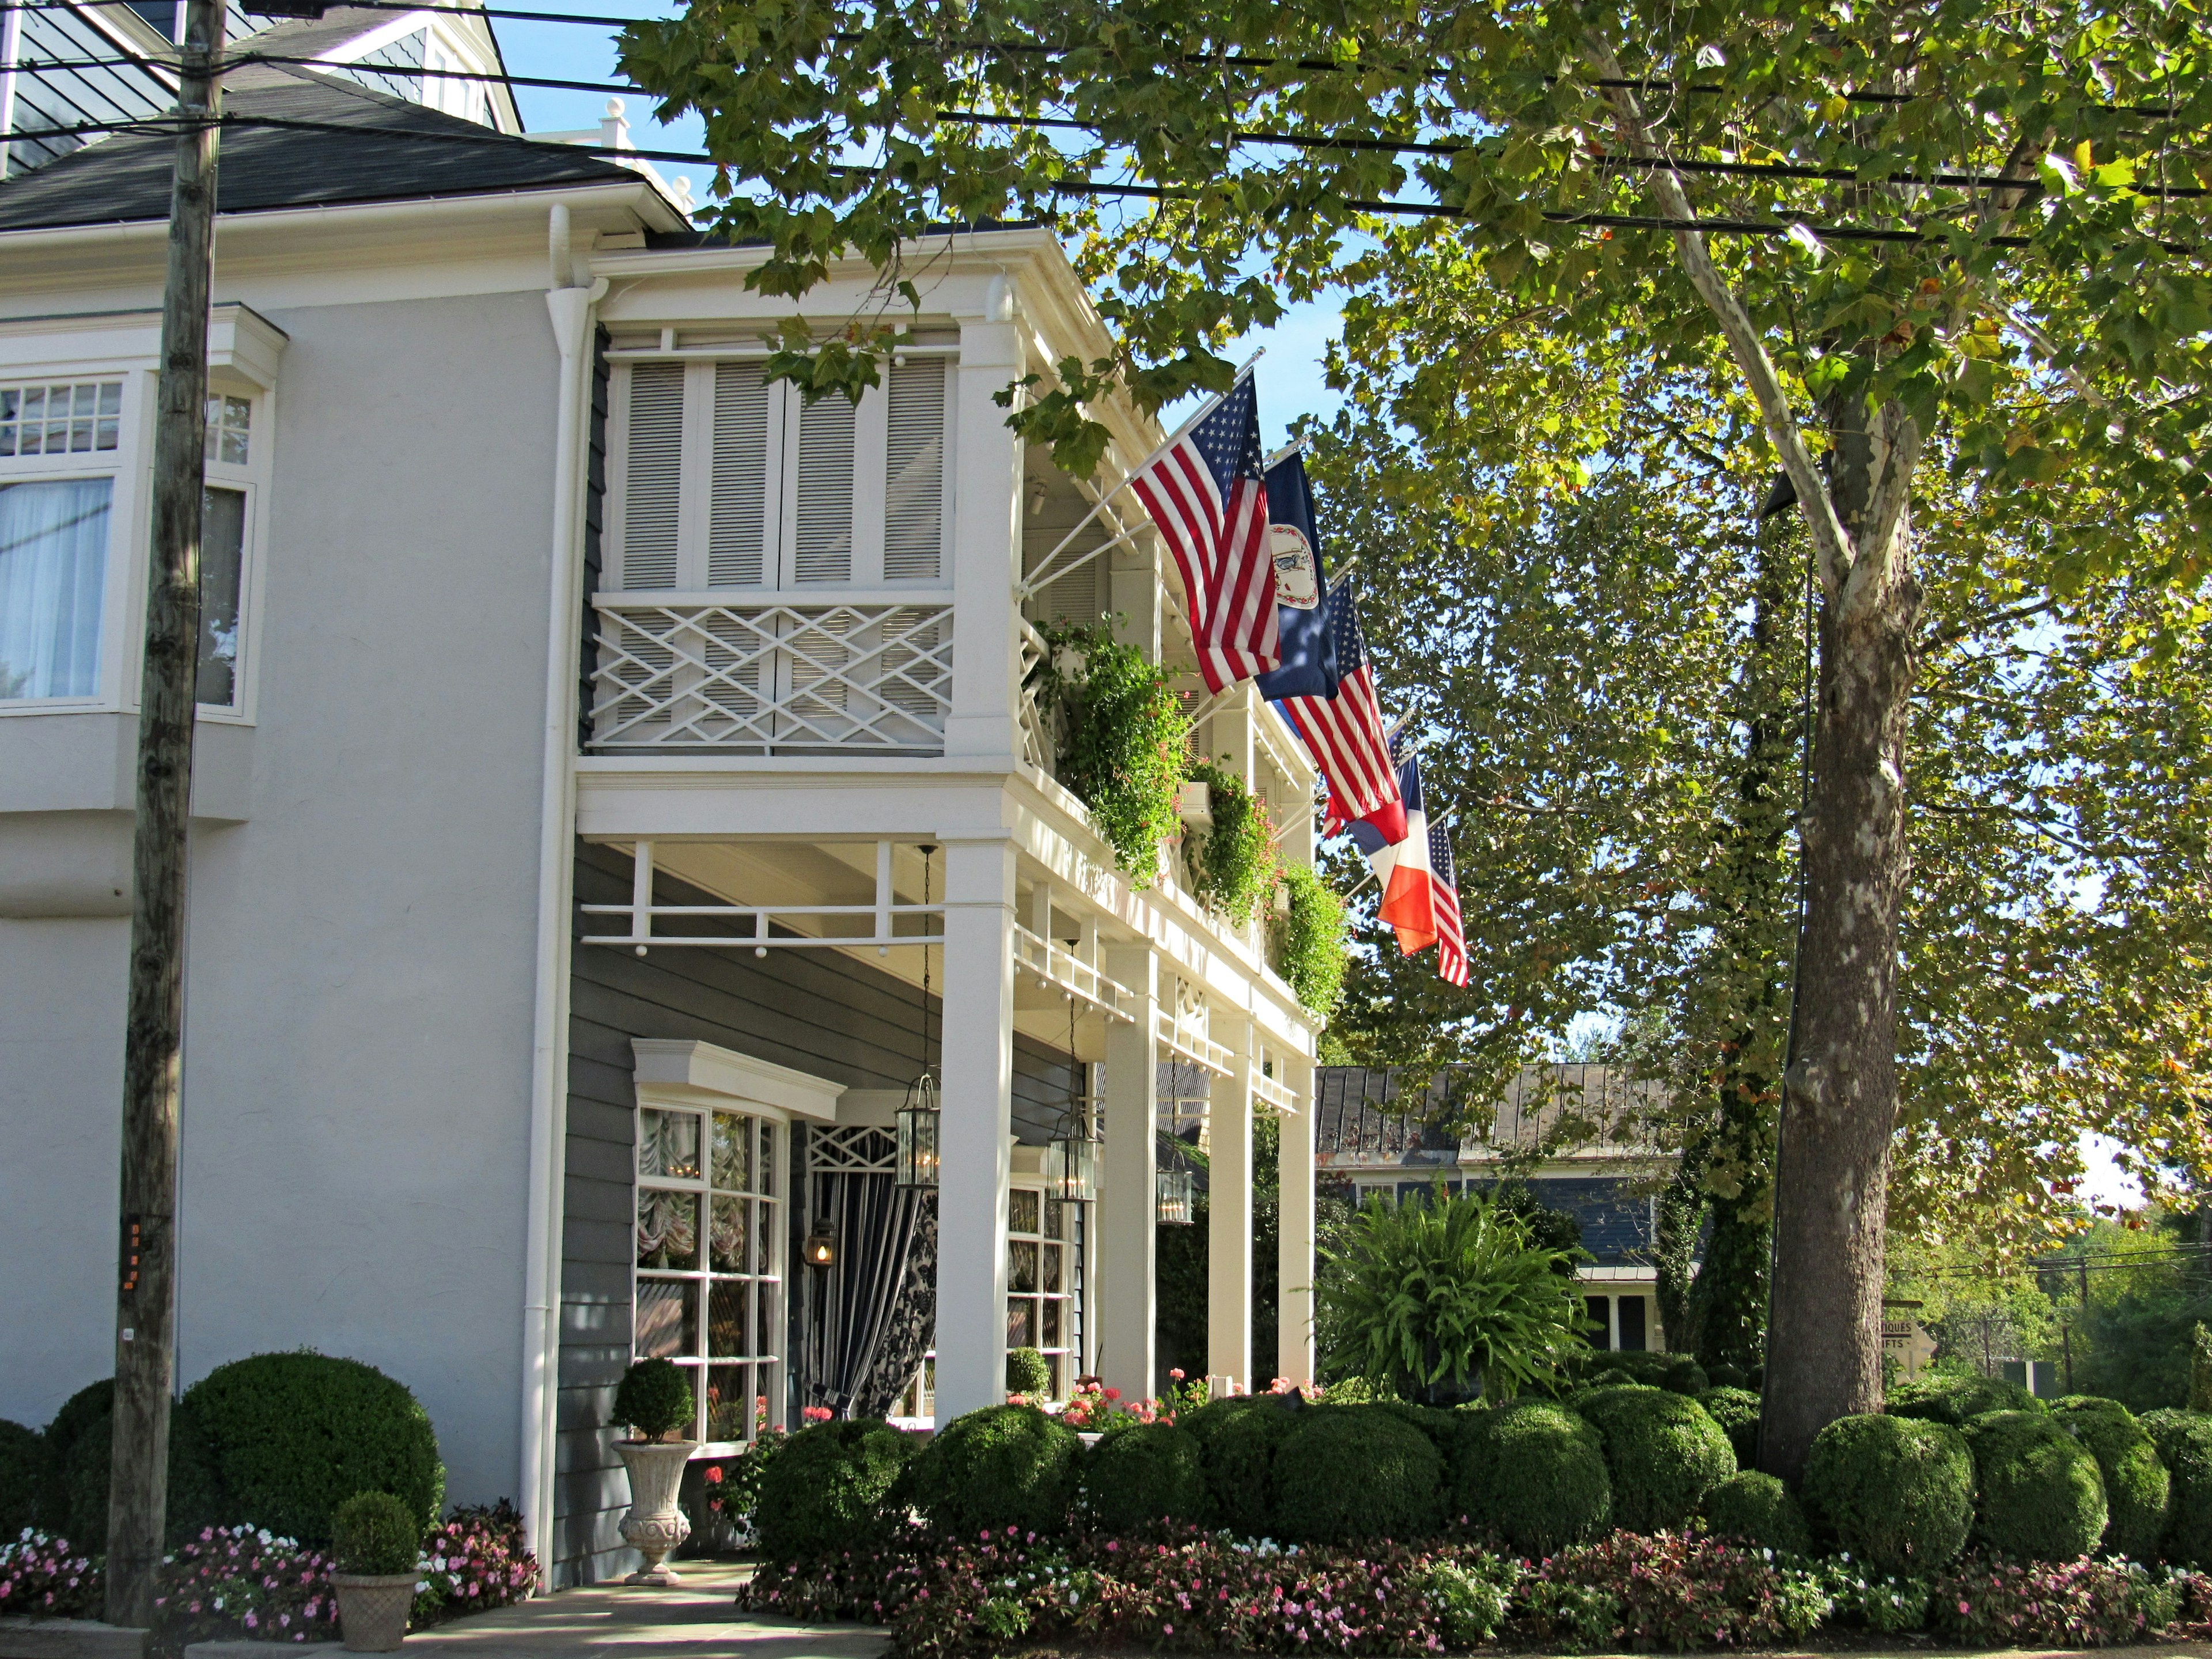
(882, 359, 946, 581)
(709, 364, 771, 586)
(790, 393, 855, 584)
(622, 363, 684, 589)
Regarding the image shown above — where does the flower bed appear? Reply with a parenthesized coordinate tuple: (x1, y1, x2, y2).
(0, 1528, 101, 1620)
(740, 1522, 2209, 1656)
(153, 1526, 338, 1647)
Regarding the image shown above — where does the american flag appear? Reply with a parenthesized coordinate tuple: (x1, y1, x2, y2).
(1130, 376, 1278, 692)
(1429, 813, 1468, 986)
(1348, 744, 1468, 986)
(1277, 581, 1406, 844)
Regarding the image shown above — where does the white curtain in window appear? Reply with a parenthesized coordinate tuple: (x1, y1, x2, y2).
(0, 478, 112, 699)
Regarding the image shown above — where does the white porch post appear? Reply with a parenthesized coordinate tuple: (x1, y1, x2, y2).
(945, 279, 1024, 760)
(1100, 941, 1158, 1400)
(1206, 1015, 1255, 1393)
(1277, 1051, 1317, 1386)
(931, 836, 1017, 1422)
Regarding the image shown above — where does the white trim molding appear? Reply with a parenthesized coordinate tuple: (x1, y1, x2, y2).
(630, 1037, 847, 1123)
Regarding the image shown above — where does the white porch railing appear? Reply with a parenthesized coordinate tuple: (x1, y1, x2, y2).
(1249, 1069, 1296, 1114)
(590, 596, 953, 752)
(1016, 617, 1056, 777)
(1013, 923, 1137, 1022)
(1156, 1009, 1233, 1078)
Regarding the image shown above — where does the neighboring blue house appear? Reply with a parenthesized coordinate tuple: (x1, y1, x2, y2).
(1315, 1064, 1675, 1353)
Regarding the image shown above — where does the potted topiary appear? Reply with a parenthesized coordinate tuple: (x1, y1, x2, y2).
(330, 1489, 422, 1652)
(612, 1358, 697, 1584)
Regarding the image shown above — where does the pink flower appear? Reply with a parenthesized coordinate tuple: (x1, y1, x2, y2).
(1169, 1369, 1184, 1380)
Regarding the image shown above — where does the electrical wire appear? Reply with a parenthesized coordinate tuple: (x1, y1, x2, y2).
(29, 50, 2212, 198)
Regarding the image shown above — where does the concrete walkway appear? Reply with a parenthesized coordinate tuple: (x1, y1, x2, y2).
(185, 1566, 889, 1659)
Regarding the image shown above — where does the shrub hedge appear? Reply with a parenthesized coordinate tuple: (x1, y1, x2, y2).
(56, 1392, 225, 1545)
(755, 1420, 916, 1561)
(1452, 1400, 1612, 1557)
(1888, 1373, 2040, 1425)
(1083, 1422, 1207, 1533)
(1271, 1407, 1442, 1544)
(1181, 1396, 1297, 1537)
(1802, 1412, 1973, 1574)
(2050, 1396, 2169, 1560)
(0, 1421, 52, 1537)
(1961, 1410, 2107, 1562)
(184, 1352, 445, 1542)
(1698, 1471, 1809, 1555)
(910, 1404, 1080, 1535)
(1696, 1387, 1762, 1468)
(1573, 1385, 1736, 1532)
(2139, 1408, 2212, 1566)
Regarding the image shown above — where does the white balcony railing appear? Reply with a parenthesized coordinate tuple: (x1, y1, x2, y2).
(589, 596, 953, 753)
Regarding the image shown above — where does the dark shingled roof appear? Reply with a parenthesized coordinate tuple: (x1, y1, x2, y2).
(0, 67, 643, 234)
(1316, 1063, 1663, 1161)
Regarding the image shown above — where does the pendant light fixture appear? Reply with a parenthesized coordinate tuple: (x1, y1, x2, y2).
(1046, 986, 1099, 1202)
(895, 844, 942, 1189)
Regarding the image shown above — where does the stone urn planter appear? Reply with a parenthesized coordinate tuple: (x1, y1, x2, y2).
(615, 1439, 698, 1584)
(332, 1571, 416, 1652)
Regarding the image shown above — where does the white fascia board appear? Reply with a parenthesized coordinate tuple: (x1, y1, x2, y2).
(631, 1036, 846, 1123)
(574, 762, 1021, 841)
(0, 302, 287, 389)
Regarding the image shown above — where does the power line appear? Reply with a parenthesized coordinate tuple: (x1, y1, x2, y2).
(12, 0, 2198, 119)
(23, 54, 2212, 203)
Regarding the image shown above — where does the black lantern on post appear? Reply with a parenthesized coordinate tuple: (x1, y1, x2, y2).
(895, 845, 942, 1190)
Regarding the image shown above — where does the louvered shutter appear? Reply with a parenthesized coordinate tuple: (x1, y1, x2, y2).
(882, 360, 946, 581)
(709, 363, 770, 586)
(621, 363, 684, 589)
(790, 393, 855, 584)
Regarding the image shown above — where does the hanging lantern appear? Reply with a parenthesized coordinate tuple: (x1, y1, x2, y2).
(1047, 1127, 1099, 1202)
(1156, 1164, 1195, 1226)
(801, 1219, 838, 1267)
(895, 1072, 941, 1190)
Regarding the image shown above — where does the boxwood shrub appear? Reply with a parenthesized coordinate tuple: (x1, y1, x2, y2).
(1452, 1400, 1612, 1557)
(2050, 1396, 2169, 1560)
(1802, 1412, 1972, 1574)
(1888, 1373, 2040, 1425)
(754, 1419, 915, 1561)
(2139, 1408, 2212, 1566)
(1594, 1351, 1713, 1396)
(910, 1404, 1080, 1535)
(1699, 1470, 1809, 1555)
(1696, 1387, 1762, 1469)
(54, 1389, 226, 1544)
(1082, 1422, 1207, 1533)
(1184, 1396, 1297, 1536)
(0, 1420, 53, 1536)
(1961, 1410, 2107, 1562)
(1573, 1384, 1736, 1532)
(183, 1351, 445, 1542)
(1270, 1406, 1441, 1544)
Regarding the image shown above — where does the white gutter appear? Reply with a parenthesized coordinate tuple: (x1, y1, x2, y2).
(518, 203, 603, 1589)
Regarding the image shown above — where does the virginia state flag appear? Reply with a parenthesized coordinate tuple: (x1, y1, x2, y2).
(1252, 451, 1338, 701)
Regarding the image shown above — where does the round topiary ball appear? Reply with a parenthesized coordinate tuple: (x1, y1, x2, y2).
(2138, 1409, 2212, 1566)
(331, 1489, 422, 1575)
(2050, 1397, 2169, 1561)
(1270, 1406, 1442, 1544)
(1888, 1373, 2040, 1425)
(1452, 1400, 1612, 1556)
(1700, 1470, 1810, 1555)
(909, 1404, 1080, 1536)
(1962, 1410, 2107, 1562)
(612, 1358, 695, 1441)
(1802, 1412, 1972, 1575)
(1696, 1387, 1762, 1469)
(754, 1419, 916, 1561)
(182, 1352, 445, 1543)
(1005, 1349, 1052, 1397)
(1188, 1396, 1297, 1536)
(1574, 1384, 1736, 1532)
(1082, 1422, 1206, 1533)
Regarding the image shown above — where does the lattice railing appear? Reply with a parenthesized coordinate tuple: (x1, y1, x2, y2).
(590, 597, 953, 752)
(1016, 618, 1058, 778)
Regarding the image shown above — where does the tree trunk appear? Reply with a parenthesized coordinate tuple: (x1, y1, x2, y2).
(1758, 402, 1923, 1482)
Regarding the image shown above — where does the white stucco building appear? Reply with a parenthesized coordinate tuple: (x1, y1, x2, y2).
(0, 5, 1324, 1584)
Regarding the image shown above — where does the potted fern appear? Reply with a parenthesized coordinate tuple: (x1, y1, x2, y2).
(330, 1490, 421, 1652)
(612, 1358, 698, 1584)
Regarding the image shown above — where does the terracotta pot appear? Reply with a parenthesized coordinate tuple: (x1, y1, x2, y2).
(615, 1439, 698, 1584)
(332, 1570, 416, 1652)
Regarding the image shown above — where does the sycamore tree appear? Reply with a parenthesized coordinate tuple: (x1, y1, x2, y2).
(620, 0, 2212, 1472)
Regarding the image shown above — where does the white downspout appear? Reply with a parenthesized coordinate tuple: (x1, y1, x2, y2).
(520, 202, 601, 1588)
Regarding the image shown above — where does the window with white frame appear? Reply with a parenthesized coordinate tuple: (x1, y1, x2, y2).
(1006, 1184, 1081, 1397)
(196, 392, 256, 711)
(608, 354, 952, 592)
(0, 378, 123, 703)
(634, 1103, 785, 1444)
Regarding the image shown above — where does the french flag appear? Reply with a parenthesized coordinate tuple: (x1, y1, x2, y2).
(1349, 747, 1468, 986)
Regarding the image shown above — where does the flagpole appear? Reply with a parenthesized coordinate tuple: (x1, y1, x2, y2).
(1017, 349, 1266, 600)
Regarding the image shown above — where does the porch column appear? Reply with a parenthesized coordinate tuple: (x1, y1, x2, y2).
(1207, 1016, 1255, 1393)
(932, 836, 1017, 1423)
(1100, 941, 1158, 1400)
(1277, 1050, 1317, 1386)
(945, 283, 1024, 759)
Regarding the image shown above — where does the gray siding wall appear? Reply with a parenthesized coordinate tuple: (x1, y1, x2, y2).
(554, 840, 1075, 1583)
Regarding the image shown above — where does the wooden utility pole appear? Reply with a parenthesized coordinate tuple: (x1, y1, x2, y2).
(107, 0, 225, 1626)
